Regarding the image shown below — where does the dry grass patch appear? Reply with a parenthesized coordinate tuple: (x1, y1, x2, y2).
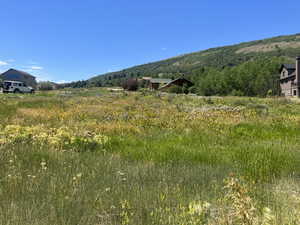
(236, 41, 300, 54)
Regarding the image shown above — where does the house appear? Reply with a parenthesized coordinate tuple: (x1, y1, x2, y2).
(279, 57, 300, 97)
(0, 69, 37, 88)
(159, 77, 194, 91)
(142, 77, 152, 81)
(149, 78, 172, 90)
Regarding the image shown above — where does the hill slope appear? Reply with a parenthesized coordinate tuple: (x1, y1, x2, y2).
(89, 33, 300, 85)
(70, 33, 300, 96)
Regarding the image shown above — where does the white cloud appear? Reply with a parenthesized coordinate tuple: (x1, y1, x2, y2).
(0, 61, 8, 66)
(30, 66, 43, 70)
(55, 80, 69, 84)
(34, 73, 53, 82)
(35, 74, 71, 84)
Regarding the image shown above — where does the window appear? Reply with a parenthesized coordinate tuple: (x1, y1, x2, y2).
(4, 82, 12, 86)
(294, 90, 297, 96)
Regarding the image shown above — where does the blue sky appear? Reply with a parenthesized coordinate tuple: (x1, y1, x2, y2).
(0, 0, 299, 83)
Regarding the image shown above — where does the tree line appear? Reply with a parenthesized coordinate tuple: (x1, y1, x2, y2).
(54, 56, 286, 97)
(189, 57, 283, 97)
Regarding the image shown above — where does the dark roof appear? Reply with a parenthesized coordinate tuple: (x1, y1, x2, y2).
(0, 68, 35, 78)
(279, 64, 296, 74)
(171, 77, 194, 86)
(283, 64, 296, 70)
(159, 77, 194, 90)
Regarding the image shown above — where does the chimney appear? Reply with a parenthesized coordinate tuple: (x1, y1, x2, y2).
(296, 57, 300, 84)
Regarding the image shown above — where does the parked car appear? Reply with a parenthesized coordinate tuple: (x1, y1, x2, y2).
(2, 80, 35, 93)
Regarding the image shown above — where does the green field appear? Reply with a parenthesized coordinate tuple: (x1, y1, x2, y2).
(1, 88, 300, 224)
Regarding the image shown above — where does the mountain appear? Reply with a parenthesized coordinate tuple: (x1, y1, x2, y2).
(63, 33, 299, 96)
(88, 33, 300, 86)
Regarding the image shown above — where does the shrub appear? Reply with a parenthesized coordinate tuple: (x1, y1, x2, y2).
(38, 82, 55, 91)
(139, 88, 150, 96)
(122, 79, 139, 91)
(267, 89, 273, 97)
(204, 97, 214, 104)
(188, 86, 197, 94)
(231, 89, 244, 96)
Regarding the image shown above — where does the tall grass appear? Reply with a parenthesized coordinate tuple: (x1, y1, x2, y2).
(1, 89, 300, 224)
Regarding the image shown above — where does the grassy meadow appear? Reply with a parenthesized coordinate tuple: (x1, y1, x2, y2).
(1, 88, 300, 224)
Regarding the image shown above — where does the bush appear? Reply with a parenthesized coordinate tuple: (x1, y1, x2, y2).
(231, 89, 244, 96)
(122, 79, 139, 91)
(38, 82, 55, 91)
(188, 86, 197, 94)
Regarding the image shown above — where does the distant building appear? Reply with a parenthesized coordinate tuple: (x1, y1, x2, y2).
(159, 77, 194, 91)
(142, 77, 152, 81)
(144, 77, 194, 91)
(149, 78, 172, 90)
(0, 69, 37, 88)
(279, 57, 300, 97)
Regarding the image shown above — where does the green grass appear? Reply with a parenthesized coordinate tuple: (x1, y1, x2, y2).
(1, 88, 300, 224)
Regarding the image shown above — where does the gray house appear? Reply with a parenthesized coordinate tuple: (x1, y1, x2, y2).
(0, 69, 37, 88)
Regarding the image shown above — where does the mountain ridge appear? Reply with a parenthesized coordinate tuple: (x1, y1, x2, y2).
(87, 33, 300, 87)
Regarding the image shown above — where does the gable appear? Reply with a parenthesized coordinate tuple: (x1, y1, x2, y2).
(0, 69, 37, 88)
(171, 78, 194, 86)
(280, 64, 296, 73)
(0, 69, 35, 80)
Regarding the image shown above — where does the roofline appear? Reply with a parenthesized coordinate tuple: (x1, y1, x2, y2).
(3, 80, 24, 83)
(0, 68, 36, 78)
(159, 77, 194, 90)
(171, 77, 194, 84)
(279, 64, 296, 73)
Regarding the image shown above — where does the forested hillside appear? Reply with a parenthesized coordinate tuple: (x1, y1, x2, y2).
(83, 33, 300, 96)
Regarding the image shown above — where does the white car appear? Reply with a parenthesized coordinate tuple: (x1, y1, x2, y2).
(2, 80, 35, 93)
